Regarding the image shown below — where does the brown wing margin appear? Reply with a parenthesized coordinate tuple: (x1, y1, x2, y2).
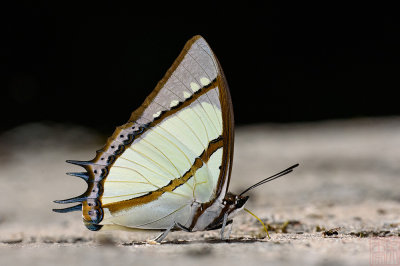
(53, 36, 235, 231)
(213, 57, 234, 198)
(219, 61, 235, 196)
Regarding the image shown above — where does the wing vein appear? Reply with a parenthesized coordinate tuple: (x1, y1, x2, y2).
(151, 99, 206, 151)
(141, 137, 193, 191)
(110, 165, 160, 188)
(162, 86, 211, 145)
(134, 204, 189, 227)
(125, 147, 178, 180)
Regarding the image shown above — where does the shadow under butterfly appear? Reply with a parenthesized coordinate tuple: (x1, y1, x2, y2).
(53, 35, 299, 243)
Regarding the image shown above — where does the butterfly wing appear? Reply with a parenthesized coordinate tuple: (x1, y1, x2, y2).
(54, 36, 234, 231)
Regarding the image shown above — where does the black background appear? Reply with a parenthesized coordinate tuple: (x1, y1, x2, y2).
(2, 3, 399, 134)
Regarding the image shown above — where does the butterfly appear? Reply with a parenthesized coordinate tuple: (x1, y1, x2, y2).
(53, 35, 298, 242)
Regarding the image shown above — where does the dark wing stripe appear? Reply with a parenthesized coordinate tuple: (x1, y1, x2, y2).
(103, 136, 223, 214)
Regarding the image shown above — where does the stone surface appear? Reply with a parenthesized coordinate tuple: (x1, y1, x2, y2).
(1, 118, 399, 266)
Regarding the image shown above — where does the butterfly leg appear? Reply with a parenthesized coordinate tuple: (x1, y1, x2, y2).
(225, 220, 233, 239)
(220, 212, 229, 240)
(176, 223, 191, 232)
(154, 222, 176, 243)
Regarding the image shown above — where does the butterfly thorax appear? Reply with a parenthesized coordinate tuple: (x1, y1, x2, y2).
(189, 192, 249, 231)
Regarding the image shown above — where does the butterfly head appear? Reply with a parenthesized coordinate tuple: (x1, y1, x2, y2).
(222, 192, 250, 219)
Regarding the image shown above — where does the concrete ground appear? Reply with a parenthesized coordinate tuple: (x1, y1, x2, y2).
(1, 117, 399, 266)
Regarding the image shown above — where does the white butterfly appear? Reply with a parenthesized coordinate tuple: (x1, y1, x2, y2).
(54, 36, 298, 242)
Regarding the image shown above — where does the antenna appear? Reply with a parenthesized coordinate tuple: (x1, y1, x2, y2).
(239, 164, 299, 196)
